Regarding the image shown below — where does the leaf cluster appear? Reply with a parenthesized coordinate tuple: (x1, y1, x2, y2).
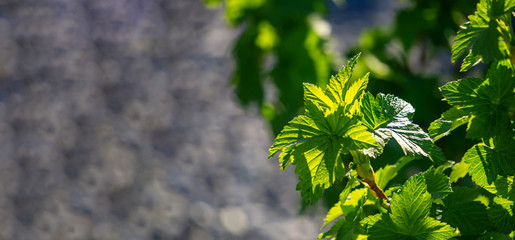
(426, 0, 515, 238)
(269, 55, 455, 239)
(270, 0, 515, 237)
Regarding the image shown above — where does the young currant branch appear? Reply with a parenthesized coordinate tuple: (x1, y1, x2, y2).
(269, 53, 444, 214)
(350, 150, 389, 203)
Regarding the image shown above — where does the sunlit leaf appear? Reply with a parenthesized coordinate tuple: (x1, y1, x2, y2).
(361, 175, 455, 240)
(361, 93, 446, 164)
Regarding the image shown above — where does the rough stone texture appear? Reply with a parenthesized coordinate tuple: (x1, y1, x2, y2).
(0, 0, 396, 239)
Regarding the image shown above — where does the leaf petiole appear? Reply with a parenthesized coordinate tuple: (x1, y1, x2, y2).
(350, 150, 390, 204)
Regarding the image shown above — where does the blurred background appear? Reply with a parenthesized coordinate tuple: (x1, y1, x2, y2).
(0, 0, 478, 239)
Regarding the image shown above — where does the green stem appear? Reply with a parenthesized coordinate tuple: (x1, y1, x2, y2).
(349, 150, 390, 204)
(350, 150, 374, 182)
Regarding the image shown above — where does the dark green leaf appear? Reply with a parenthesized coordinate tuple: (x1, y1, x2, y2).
(442, 187, 490, 235)
(488, 197, 515, 233)
(361, 175, 455, 240)
(423, 167, 453, 199)
(451, 0, 512, 69)
(441, 61, 515, 139)
(429, 107, 470, 141)
(478, 232, 512, 240)
(465, 110, 511, 139)
(483, 176, 515, 201)
(478, 59, 514, 104)
(463, 144, 514, 187)
(440, 78, 490, 112)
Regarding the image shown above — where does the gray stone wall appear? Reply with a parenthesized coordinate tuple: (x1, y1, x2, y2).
(0, 0, 397, 239)
(0, 0, 326, 239)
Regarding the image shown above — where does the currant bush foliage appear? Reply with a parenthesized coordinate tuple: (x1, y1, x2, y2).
(269, 54, 454, 238)
(429, 0, 515, 237)
(451, 0, 515, 71)
(269, 0, 515, 238)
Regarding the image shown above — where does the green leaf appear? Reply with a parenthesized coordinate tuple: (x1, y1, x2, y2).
(305, 99, 332, 132)
(268, 115, 324, 159)
(478, 59, 515, 104)
(390, 175, 431, 224)
(269, 62, 378, 203)
(451, 0, 512, 69)
(449, 161, 470, 184)
(339, 174, 360, 203)
(318, 219, 350, 240)
(442, 187, 490, 235)
(440, 77, 490, 112)
(361, 93, 446, 164)
(465, 60, 515, 138)
(361, 214, 401, 240)
(268, 114, 370, 202)
(326, 54, 360, 105)
(324, 107, 379, 150)
(361, 174, 455, 240)
(225, 0, 266, 25)
(320, 189, 368, 239)
(293, 135, 345, 203)
(463, 144, 514, 187)
(465, 110, 510, 139)
(505, 0, 515, 11)
(483, 176, 515, 201)
(442, 201, 490, 235)
(303, 83, 335, 111)
(323, 201, 344, 229)
(323, 55, 369, 118)
(440, 61, 515, 139)
(488, 196, 515, 233)
(322, 178, 360, 228)
(460, 51, 482, 72)
(375, 156, 415, 190)
(278, 145, 294, 170)
(478, 232, 512, 240)
(429, 107, 470, 141)
(344, 73, 369, 115)
(423, 167, 453, 199)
